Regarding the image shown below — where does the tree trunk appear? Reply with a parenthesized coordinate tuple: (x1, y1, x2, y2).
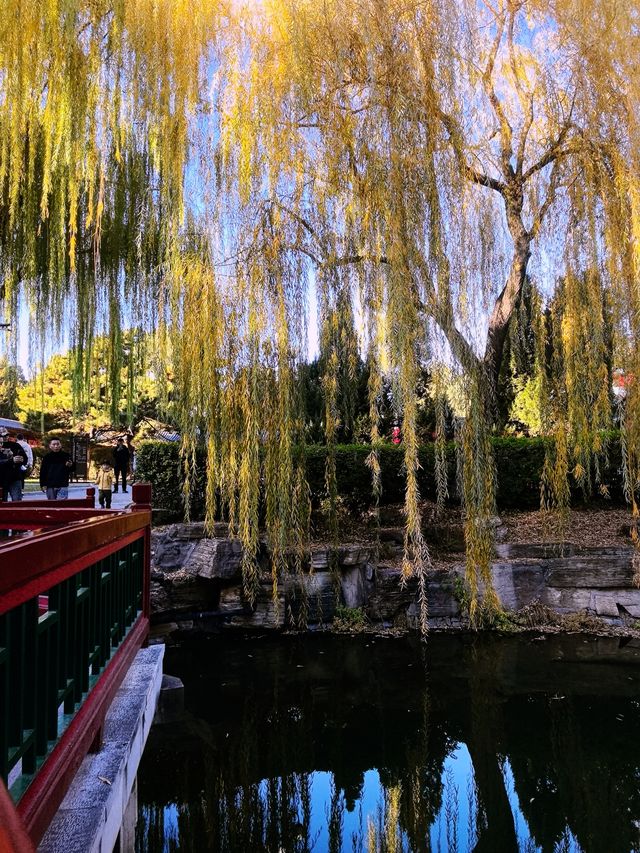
(483, 220, 532, 405)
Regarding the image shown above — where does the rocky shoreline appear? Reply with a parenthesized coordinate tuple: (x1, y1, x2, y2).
(149, 519, 640, 642)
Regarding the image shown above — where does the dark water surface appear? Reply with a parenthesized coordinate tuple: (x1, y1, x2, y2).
(136, 633, 640, 853)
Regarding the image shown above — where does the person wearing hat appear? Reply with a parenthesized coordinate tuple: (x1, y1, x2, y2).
(0, 427, 27, 501)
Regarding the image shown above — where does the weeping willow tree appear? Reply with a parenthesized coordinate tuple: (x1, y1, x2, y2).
(1, 0, 639, 627)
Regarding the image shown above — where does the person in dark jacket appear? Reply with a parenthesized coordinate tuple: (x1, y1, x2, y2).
(0, 426, 27, 501)
(40, 438, 75, 500)
(113, 437, 130, 493)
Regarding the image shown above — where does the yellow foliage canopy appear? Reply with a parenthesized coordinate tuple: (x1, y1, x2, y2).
(1, 0, 639, 626)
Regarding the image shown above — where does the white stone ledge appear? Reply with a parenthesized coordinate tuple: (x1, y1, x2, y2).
(38, 644, 164, 853)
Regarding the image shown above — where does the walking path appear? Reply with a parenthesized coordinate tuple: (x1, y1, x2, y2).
(24, 482, 135, 510)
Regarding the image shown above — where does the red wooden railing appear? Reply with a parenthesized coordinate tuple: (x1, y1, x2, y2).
(0, 780, 34, 853)
(0, 486, 97, 507)
(0, 483, 153, 851)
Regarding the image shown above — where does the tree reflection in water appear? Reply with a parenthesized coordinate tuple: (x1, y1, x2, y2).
(135, 634, 640, 852)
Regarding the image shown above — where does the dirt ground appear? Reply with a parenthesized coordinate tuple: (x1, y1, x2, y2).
(500, 505, 634, 547)
(310, 501, 636, 571)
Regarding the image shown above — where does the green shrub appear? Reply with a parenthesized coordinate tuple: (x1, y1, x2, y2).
(333, 605, 367, 631)
(135, 433, 624, 522)
(136, 440, 207, 520)
(452, 575, 472, 615)
(135, 441, 183, 519)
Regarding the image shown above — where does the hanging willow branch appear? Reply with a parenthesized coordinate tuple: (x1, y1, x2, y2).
(1, 0, 639, 628)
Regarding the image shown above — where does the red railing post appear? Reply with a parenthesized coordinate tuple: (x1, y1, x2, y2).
(84, 487, 96, 507)
(131, 482, 152, 511)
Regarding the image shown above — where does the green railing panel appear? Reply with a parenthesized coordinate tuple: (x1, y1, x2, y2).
(0, 538, 145, 802)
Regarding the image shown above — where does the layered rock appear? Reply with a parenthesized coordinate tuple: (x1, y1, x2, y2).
(150, 522, 640, 637)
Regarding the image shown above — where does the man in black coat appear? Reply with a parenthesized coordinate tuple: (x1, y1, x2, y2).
(113, 437, 130, 493)
(0, 426, 27, 501)
(40, 438, 75, 500)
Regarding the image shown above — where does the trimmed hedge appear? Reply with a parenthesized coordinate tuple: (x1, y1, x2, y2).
(135, 440, 207, 519)
(304, 439, 549, 509)
(137, 435, 625, 522)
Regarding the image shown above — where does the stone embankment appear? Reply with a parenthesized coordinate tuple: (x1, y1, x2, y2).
(149, 522, 640, 638)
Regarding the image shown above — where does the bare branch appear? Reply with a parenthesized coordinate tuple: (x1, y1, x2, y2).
(284, 244, 324, 266)
(522, 122, 579, 181)
(481, 9, 514, 180)
(530, 158, 561, 238)
(507, 3, 525, 99)
(413, 20, 506, 196)
(266, 200, 317, 239)
(507, 0, 536, 176)
(515, 93, 534, 176)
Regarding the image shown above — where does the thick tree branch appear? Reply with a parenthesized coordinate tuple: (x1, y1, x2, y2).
(265, 200, 317, 240)
(431, 297, 482, 375)
(433, 104, 507, 194)
(466, 165, 507, 193)
(284, 244, 324, 267)
(414, 29, 506, 196)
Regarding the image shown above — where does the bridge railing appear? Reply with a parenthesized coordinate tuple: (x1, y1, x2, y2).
(0, 487, 97, 507)
(0, 483, 152, 849)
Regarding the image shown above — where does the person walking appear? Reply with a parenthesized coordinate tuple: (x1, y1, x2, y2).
(113, 437, 130, 493)
(40, 438, 75, 500)
(95, 462, 114, 508)
(15, 433, 33, 470)
(0, 427, 27, 501)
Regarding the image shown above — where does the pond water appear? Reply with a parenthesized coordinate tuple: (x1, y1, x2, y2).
(135, 633, 640, 853)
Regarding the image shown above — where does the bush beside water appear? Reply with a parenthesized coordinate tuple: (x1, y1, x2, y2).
(135, 435, 623, 521)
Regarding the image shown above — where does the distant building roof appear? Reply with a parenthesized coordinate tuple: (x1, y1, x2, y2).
(0, 417, 27, 431)
(135, 417, 181, 443)
(155, 429, 181, 442)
